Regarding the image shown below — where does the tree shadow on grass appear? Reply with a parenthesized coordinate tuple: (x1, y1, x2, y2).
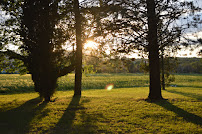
(73, 99, 107, 133)
(50, 95, 82, 133)
(0, 86, 35, 94)
(173, 85, 202, 89)
(51, 96, 107, 134)
(0, 97, 48, 134)
(166, 90, 202, 101)
(155, 100, 202, 126)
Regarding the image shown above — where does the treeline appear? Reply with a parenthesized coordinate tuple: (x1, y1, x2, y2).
(175, 58, 202, 73)
(128, 58, 202, 74)
(84, 57, 201, 74)
(1, 57, 201, 74)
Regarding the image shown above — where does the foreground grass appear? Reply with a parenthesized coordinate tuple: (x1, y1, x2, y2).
(0, 74, 201, 133)
(0, 87, 202, 133)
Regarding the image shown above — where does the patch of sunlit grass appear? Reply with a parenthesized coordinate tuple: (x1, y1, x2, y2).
(0, 87, 201, 133)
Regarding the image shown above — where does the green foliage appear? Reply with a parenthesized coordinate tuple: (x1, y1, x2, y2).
(160, 56, 178, 87)
(83, 52, 130, 73)
(83, 64, 96, 76)
(0, 56, 28, 74)
(176, 58, 202, 73)
(164, 74, 175, 87)
(139, 59, 149, 73)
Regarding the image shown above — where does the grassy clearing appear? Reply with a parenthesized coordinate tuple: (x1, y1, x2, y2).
(0, 74, 201, 133)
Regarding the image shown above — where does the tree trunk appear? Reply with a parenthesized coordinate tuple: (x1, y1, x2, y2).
(161, 53, 165, 90)
(74, 0, 82, 96)
(146, 0, 163, 100)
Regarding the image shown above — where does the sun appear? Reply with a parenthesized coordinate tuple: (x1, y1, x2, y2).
(84, 40, 97, 49)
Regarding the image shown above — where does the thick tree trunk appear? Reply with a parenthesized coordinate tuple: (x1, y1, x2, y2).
(74, 0, 82, 96)
(146, 0, 163, 100)
(30, 59, 57, 102)
(34, 3, 58, 102)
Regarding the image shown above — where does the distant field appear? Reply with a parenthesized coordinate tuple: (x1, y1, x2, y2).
(0, 73, 201, 133)
(0, 73, 201, 93)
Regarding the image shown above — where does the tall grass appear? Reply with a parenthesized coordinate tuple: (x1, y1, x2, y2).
(0, 74, 34, 93)
(0, 73, 201, 94)
(58, 73, 149, 90)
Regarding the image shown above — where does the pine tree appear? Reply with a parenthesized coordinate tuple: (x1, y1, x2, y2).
(0, 0, 76, 101)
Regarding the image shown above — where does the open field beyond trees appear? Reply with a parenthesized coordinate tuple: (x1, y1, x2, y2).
(0, 74, 202, 133)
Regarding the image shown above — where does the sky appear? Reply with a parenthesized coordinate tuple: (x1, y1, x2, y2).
(177, 0, 202, 57)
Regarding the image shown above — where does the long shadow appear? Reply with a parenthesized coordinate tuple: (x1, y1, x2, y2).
(51, 96, 108, 134)
(155, 100, 202, 126)
(166, 90, 202, 101)
(173, 85, 202, 88)
(0, 85, 35, 94)
(0, 97, 48, 134)
(77, 103, 109, 133)
(51, 95, 81, 134)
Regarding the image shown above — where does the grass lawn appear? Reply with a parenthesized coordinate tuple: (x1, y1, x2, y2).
(0, 74, 201, 133)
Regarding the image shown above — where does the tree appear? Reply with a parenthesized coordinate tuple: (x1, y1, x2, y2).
(85, 0, 163, 99)
(146, 0, 162, 99)
(0, 0, 76, 101)
(74, 0, 82, 96)
(160, 56, 177, 89)
(90, 0, 200, 100)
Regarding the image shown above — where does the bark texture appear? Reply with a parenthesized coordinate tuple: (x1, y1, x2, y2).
(146, 0, 163, 100)
(74, 0, 82, 96)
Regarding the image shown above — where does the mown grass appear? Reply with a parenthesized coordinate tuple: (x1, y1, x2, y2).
(0, 73, 201, 133)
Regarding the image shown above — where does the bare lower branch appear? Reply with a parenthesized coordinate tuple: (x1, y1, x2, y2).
(0, 49, 26, 62)
(58, 64, 75, 77)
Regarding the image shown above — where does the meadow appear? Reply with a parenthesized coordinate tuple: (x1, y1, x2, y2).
(0, 73, 201, 133)
(1, 73, 201, 93)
